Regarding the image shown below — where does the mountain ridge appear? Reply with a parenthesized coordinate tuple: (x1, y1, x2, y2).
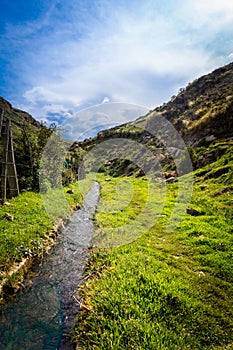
(67, 62, 233, 178)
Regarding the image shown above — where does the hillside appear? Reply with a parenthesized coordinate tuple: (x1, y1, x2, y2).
(0, 97, 53, 193)
(70, 62, 233, 177)
(100, 61, 233, 143)
(155, 62, 233, 145)
(0, 97, 42, 129)
(72, 63, 233, 350)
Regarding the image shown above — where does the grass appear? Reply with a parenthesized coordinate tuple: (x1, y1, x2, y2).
(92, 176, 167, 248)
(0, 179, 91, 298)
(74, 170, 233, 349)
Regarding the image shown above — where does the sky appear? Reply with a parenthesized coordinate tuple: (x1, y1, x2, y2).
(1, 0, 233, 136)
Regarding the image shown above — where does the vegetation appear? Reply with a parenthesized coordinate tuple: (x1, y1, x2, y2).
(1, 62, 233, 348)
(73, 86, 233, 349)
(73, 157, 232, 349)
(155, 63, 233, 144)
(69, 62, 233, 179)
(0, 97, 56, 192)
(0, 180, 89, 300)
(0, 97, 80, 194)
(0, 98, 87, 299)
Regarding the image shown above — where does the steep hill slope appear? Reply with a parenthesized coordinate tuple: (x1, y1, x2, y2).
(155, 62, 233, 145)
(70, 62, 233, 177)
(0, 97, 41, 129)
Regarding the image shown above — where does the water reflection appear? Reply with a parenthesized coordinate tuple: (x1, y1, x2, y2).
(0, 283, 62, 350)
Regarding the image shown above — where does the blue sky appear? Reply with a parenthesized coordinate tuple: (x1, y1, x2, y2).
(1, 0, 233, 131)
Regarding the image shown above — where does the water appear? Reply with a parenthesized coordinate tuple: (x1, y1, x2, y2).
(0, 182, 100, 350)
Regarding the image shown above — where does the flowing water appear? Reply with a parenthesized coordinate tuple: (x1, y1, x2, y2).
(0, 182, 100, 350)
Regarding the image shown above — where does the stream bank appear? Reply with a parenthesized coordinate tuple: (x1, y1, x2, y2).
(0, 181, 100, 350)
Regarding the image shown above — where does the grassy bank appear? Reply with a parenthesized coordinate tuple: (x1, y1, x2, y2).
(0, 180, 90, 300)
(74, 171, 233, 349)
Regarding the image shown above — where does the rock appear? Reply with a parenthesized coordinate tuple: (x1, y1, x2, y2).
(156, 153, 166, 162)
(198, 271, 205, 277)
(76, 203, 81, 210)
(104, 160, 111, 166)
(164, 171, 177, 179)
(66, 189, 74, 194)
(167, 147, 183, 158)
(212, 187, 233, 197)
(166, 177, 178, 183)
(186, 208, 201, 216)
(205, 135, 216, 142)
(49, 230, 58, 239)
(4, 213, 14, 221)
(105, 178, 111, 181)
(3, 201, 11, 206)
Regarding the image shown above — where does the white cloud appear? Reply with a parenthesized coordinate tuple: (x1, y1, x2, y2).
(24, 86, 62, 104)
(3, 0, 233, 127)
(62, 103, 149, 140)
(41, 104, 70, 114)
(22, 11, 214, 118)
(102, 97, 110, 104)
(183, 0, 233, 29)
(192, 0, 233, 16)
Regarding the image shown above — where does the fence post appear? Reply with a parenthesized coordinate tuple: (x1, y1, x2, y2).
(1, 119, 10, 202)
(1, 118, 19, 202)
(7, 120, 19, 197)
(0, 108, 3, 133)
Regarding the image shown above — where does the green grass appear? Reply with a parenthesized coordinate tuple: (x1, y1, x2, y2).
(74, 171, 233, 349)
(92, 176, 167, 248)
(0, 180, 91, 296)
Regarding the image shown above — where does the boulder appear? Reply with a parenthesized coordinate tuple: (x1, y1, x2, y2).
(166, 177, 178, 183)
(104, 160, 112, 166)
(186, 208, 201, 216)
(4, 213, 14, 221)
(164, 171, 177, 179)
(212, 187, 233, 197)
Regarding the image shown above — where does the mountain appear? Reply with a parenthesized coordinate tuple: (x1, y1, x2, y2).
(155, 62, 233, 145)
(70, 62, 233, 179)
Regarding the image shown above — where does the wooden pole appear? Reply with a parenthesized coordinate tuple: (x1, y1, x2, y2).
(0, 108, 3, 134)
(1, 119, 10, 202)
(7, 120, 19, 197)
(1, 118, 19, 201)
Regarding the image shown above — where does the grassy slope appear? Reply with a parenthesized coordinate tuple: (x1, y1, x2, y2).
(74, 157, 233, 349)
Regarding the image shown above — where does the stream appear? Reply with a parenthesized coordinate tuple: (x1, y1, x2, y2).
(0, 181, 100, 350)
